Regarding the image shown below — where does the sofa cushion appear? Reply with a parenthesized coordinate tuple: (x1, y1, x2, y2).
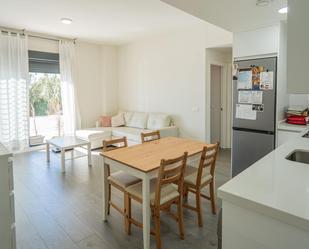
(147, 113, 171, 130)
(112, 127, 151, 143)
(123, 111, 134, 125)
(127, 112, 148, 129)
(76, 127, 113, 140)
(111, 113, 125, 127)
(100, 116, 111, 127)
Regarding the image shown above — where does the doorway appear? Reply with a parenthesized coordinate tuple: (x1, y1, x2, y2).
(210, 65, 223, 144)
(205, 47, 232, 148)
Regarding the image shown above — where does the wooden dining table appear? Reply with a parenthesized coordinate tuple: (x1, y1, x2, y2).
(100, 136, 211, 249)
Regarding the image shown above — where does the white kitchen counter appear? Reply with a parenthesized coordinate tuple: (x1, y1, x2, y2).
(277, 120, 308, 132)
(218, 130, 309, 249)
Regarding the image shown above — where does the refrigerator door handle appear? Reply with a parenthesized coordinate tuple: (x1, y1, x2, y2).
(232, 127, 275, 135)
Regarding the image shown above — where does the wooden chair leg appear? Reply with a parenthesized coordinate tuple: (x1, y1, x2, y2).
(196, 189, 203, 227)
(154, 209, 162, 249)
(210, 181, 217, 215)
(126, 195, 132, 235)
(183, 186, 188, 203)
(124, 192, 128, 233)
(177, 199, 185, 240)
(151, 208, 155, 219)
(107, 183, 111, 215)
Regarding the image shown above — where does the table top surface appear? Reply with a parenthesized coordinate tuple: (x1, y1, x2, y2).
(47, 136, 89, 148)
(101, 137, 212, 173)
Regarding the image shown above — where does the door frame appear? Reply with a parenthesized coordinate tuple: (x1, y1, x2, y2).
(209, 64, 223, 144)
(206, 54, 232, 148)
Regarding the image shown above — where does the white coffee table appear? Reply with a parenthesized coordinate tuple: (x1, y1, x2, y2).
(46, 136, 92, 173)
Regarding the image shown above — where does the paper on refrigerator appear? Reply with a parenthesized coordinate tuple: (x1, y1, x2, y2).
(260, 71, 273, 90)
(237, 70, 252, 89)
(251, 91, 263, 104)
(238, 90, 263, 104)
(238, 91, 252, 104)
(236, 104, 257, 120)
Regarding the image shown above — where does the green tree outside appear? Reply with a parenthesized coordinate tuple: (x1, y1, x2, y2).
(29, 73, 62, 136)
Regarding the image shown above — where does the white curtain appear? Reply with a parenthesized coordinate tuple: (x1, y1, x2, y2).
(0, 32, 29, 144)
(59, 40, 81, 135)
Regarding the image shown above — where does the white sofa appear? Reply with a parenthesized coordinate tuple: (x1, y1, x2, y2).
(76, 111, 179, 149)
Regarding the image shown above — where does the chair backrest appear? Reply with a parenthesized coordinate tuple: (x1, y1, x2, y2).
(154, 152, 188, 207)
(196, 142, 220, 186)
(141, 130, 161, 143)
(102, 137, 128, 152)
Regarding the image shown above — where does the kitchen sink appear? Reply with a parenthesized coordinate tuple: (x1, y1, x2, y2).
(286, 150, 309, 164)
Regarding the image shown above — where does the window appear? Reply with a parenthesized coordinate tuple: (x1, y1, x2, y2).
(28, 51, 63, 146)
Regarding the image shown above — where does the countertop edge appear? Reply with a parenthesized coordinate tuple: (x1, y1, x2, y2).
(218, 188, 309, 233)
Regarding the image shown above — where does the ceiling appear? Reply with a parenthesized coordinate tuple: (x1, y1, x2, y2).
(0, 0, 287, 45)
(0, 0, 205, 45)
(161, 0, 287, 32)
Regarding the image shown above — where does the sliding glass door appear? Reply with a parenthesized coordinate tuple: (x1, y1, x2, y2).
(28, 51, 63, 146)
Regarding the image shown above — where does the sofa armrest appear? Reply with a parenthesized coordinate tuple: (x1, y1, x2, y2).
(157, 126, 179, 137)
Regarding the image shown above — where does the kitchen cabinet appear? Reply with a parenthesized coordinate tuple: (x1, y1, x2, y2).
(233, 25, 279, 59)
(287, 0, 309, 93)
(277, 130, 300, 146)
(218, 133, 309, 249)
(0, 144, 16, 249)
(277, 121, 307, 146)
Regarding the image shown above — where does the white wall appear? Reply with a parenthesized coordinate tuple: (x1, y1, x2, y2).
(100, 46, 118, 116)
(289, 94, 309, 107)
(75, 41, 102, 128)
(28, 37, 118, 128)
(118, 22, 232, 140)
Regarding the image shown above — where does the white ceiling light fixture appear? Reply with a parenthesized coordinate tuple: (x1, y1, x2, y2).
(256, 0, 271, 7)
(278, 7, 288, 14)
(61, 18, 72, 25)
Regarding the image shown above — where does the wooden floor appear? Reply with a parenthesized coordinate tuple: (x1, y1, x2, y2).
(13, 148, 231, 249)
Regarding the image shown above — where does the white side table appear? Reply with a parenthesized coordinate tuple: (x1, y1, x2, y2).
(46, 136, 92, 173)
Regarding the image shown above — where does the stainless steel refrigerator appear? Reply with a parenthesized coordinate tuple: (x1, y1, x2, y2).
(232, 57, 277, 177)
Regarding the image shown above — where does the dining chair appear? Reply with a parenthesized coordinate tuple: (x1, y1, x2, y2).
(103, 137, 141, 230)
(141, 130, 161, 143)
(183, 142, 220, 227)
(125, 152, 188, 249)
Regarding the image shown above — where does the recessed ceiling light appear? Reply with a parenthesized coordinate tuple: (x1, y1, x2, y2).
(278, 7, 288, 14)
(256, 0, 270, 7)
(61, 18, 72, 25)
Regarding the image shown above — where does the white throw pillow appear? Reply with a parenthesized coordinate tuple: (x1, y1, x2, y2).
(128, 112, 148, 129)
(147, 113, 171, 130)
(123, 111, 134, 126)
(111, 113, 125, 127)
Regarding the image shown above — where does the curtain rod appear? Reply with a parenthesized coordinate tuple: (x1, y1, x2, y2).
(0, 26, 76, 43)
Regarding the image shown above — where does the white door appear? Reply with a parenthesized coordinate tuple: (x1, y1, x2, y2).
(210, 65, 222, 144)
